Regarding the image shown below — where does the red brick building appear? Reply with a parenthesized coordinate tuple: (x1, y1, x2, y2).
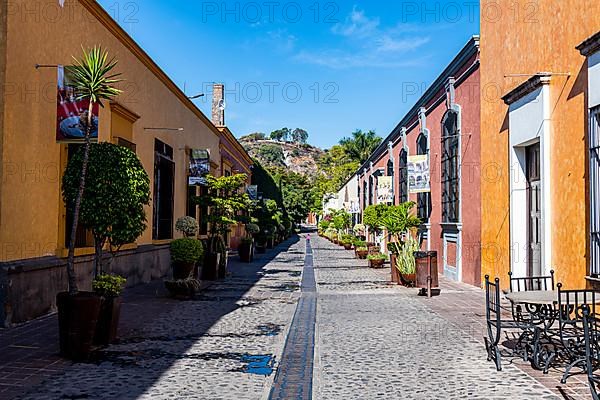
(357, 36, 481, 286)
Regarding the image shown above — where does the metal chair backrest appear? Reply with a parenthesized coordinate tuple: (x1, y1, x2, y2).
(485, 275, 501, 325)
(508, 269, 555, 292)
(557, 284, 597, 326)
(582, 305, 600, 400)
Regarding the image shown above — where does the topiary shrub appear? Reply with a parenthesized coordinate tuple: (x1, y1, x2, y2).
(175, 216, 199, 237)
(170, 238, 204, 264)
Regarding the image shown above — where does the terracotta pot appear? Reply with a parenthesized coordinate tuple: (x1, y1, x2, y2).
(94, 296, 122, 346)
(390, 254, 400, 284)
(400, 273, 417, 287)
(369, 258, 385, 268)
(343, 244, 352, 250)
(356, 250, 368, 259)
(239, 241, 254, 263)
(173, 261, 196, 280)
(57, 292, 102, 360)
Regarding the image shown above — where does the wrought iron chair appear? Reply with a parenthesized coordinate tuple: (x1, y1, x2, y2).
(557, 284, 598, 384)
(485, 275, 535, 371)
(582, 305, 600, 400)
(507, 270, 555, 325)
(508, 270, 555, 292)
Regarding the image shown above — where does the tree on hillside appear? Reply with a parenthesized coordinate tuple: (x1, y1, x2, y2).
(340, 129, 382, 164)
(292, 128, 309, 144)
(258, 144, 285, 166)
(241, 132, 266, 141)
(270, 128, 290, 142)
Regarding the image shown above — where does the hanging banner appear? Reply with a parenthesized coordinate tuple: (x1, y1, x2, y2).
(247, 185, 258, 200)
(377, 176, 393, 204)
(408, 155, 430, 193)
(348, 198, 360, 213)
(188, 149, 210, 185)
(56, 65, 100, 142)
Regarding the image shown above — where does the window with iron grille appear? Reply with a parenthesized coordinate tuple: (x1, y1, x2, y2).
(387, 159, 394, 204)
(590, 106, 600, 276)
(442, 110, 460, 223)
(363, 180, 368, 209)
(398, 149, 408, 203)
(369, 176, 374, 205)
(417, 134, 431, 221)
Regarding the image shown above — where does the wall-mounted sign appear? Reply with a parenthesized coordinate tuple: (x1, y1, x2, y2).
(247, 185, 258, 200)
(56, 65, 100, 143)
(189, 149, 210, 185)
(377, 176, 393, 204)
(408, 155, 430, 193)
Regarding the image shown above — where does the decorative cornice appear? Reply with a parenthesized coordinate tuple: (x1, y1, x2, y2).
(110, 102, 140, 123)
(577, 31, 600, 57)
(502, 73, 552, 105)
(216, 127, 253, 166)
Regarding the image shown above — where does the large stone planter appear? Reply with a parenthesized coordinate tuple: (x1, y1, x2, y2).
(57, 292, 101, 360)
(390, 254, 400, 284)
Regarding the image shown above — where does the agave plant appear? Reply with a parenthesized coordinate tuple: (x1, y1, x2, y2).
(64, 46, 122, 294)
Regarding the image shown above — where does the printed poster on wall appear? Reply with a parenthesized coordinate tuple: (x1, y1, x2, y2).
(377, 176, 393, 204)
(247, 185, 258, 200)
(408, 155, 430, 193)
(56, 65, 100, 142)
(188, 149, 210, 185)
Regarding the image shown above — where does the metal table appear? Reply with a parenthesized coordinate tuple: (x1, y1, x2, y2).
(506, 290, 600, 305)
(505, 290, 600, 373)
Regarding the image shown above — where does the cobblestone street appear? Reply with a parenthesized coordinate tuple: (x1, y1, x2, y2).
(1, 232, 586, 399)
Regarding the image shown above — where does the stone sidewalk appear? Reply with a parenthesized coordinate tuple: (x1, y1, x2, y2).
(310, 235, 585, 400)
(0, 237, 304, 400)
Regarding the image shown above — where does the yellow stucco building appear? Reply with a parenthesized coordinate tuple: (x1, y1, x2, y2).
(0, 0, 252, 325)
(480, 1, 600, 289)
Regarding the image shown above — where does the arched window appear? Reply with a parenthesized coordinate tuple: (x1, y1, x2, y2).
(442, 110, 460, 223)
(398, 149, 408, 203)
(363, 180, 368, 208)
(417, 133, 431, 222)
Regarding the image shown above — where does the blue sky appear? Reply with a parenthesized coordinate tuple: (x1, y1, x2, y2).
(97, 1, 480, 149)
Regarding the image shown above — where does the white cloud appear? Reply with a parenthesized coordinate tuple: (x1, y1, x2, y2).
(296, 6, 430, 69)
(331, 6, 380, 38)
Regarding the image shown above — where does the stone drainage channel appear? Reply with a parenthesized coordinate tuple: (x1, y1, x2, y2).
(269, 238, 316, 400)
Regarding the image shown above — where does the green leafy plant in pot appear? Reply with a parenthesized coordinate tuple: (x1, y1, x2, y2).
(363, 204, 388, 247)
(170, 238, 204, 279)
(355, 246, 369, 259)
(92, 274, 126, 345)
(195, 174, 250, 279)
(381, 202, 421, 286)
(367, 253, 388, 268)
(59, 47, 125, 360)
(172, 217, 200, 278)
(240, 223, 260, 263)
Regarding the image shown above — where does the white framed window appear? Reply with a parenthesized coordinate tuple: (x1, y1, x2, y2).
(590, 106, 600, 276)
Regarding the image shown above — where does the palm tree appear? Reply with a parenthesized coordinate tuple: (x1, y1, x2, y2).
(340, 129, 382, 164)
(64, 47, 122, 294)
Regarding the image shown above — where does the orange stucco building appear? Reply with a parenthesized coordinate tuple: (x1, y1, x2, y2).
(480, 1, 600, 289)
(0, 0, 251, 325)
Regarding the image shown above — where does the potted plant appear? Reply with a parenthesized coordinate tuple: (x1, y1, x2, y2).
(58, 48, 123, 360)
(353, 223, 366, 240)
(240, 222, 259, 262)
(363, 204, 388, 247)
(381, 202, 422, 286)
(367, 253, 388, 268)
(196, 174, 251, 279)
(170, 238, 204, 279)
(63, 142, 150, 354)
(92, 274, 126, 345)
(356, 246, 369, 259)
